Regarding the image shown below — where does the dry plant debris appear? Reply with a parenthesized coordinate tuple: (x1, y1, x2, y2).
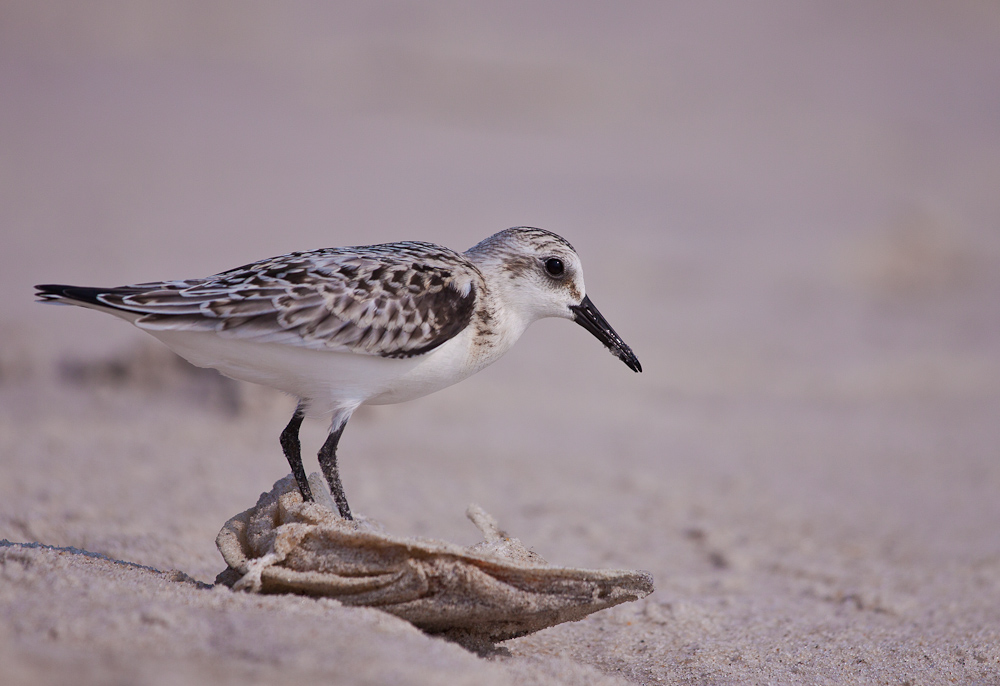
(216, 475, 654, 644)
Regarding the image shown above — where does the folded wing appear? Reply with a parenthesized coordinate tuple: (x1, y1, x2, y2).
(36, 243, 479, 358)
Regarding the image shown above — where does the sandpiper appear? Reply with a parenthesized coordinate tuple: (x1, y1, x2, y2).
(36, 227, 641, 519)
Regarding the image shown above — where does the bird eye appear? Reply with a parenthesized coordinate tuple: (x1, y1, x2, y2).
(544, 257, 565, 277)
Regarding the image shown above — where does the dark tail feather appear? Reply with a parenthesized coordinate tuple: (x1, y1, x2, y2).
(34, 284, 142, 306)
(36, 284, 101, 305)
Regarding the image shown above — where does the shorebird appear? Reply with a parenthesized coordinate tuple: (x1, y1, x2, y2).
(36, 227, 641, 519)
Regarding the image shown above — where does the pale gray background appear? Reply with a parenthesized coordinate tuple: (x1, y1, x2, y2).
(1, 3, 999, 684)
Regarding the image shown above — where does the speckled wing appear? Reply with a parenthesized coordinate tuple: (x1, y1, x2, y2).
(68, 243, 480, 358)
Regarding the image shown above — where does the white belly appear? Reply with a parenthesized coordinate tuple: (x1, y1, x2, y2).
(147, 323, 510, 417)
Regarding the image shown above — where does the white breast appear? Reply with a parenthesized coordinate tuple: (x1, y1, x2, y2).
(147, 312, 525, 417)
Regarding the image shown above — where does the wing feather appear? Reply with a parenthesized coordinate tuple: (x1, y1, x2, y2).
(41, 243, 480, 358)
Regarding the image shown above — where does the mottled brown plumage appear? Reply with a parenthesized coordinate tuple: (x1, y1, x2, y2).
(43, 242, 481, 358)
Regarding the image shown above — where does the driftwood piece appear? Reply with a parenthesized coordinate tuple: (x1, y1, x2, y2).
(216, 475, 654, 644)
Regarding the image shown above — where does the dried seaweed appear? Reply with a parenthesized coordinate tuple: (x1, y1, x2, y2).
(216, 475, 654, 644)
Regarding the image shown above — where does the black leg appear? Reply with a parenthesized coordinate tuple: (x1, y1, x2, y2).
(317, 422, 352, 520)
(279, 407, 313, 502)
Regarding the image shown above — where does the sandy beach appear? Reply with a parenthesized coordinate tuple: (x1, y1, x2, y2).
(2, 3, 999, 684)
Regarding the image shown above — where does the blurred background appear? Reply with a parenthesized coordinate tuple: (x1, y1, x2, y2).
(2, 3, 1000, 681)
(4, 1, 998, 362)
(2, 0, 999, 597)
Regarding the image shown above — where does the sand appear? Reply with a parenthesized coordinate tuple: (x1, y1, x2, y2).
(2, 3, 999, 684)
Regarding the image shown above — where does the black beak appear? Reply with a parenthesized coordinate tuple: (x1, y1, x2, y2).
(570, 295, 642, 373)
